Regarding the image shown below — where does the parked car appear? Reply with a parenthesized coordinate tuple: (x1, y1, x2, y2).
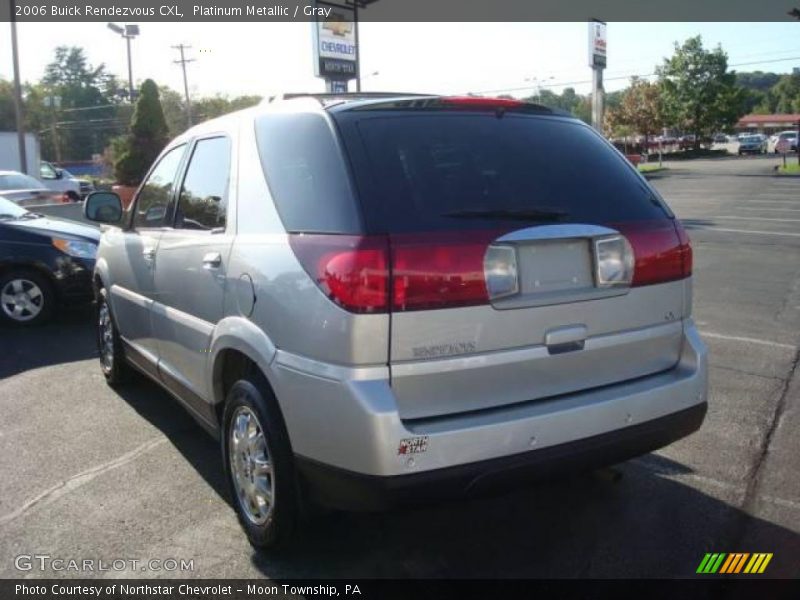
(0, 196, 98, 325)
(712, 133, 729, 144)
(738, 134, 767, 155)
(0, 170, 70, 207)
(39, 161, 84, 201)
(769, 131, 799, 153)
(84, 93, 708, 549)
(59, 166, 95, 198)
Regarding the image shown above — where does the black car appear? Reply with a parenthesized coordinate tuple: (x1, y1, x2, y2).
(0, 196, 99, 325)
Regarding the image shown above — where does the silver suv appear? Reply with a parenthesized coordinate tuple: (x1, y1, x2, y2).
(84, 94, 708, 549)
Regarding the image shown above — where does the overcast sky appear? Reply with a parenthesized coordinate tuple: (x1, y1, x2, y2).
(1, 22, 798, 99)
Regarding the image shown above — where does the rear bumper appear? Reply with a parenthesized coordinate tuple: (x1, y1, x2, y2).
(297, 402, 707, 510)
(274, 321, 708, 500)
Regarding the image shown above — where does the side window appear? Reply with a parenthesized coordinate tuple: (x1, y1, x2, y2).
(175, 137, 231, 231)
(40, 162, 57, 180)
(133, 145, 185, 229)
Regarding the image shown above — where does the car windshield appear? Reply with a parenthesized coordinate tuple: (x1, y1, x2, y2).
(742, 136, 760, 143)
(0, 173, 44, 191)
(0, 196, 29, 219)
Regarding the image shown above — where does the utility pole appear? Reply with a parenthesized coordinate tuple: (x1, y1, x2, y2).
(10, 13, 28, 173)
(172, 44, 195, 128)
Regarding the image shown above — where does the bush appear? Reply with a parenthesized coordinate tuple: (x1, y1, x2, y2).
(113, 79, 169, 186)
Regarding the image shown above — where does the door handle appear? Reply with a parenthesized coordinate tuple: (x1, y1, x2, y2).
(545, 325, 587, 355)
(202, 252, 222, 269)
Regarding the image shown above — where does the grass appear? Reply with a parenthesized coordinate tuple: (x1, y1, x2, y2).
(776, 163, 800, 175)
(638, 164, 667, 174)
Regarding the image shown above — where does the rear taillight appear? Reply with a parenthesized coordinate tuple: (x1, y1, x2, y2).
(614, 220, 692, 287)
(288, 234, 389, 313)
(290, 232, 496, 313)
(391, 232, 496, 311)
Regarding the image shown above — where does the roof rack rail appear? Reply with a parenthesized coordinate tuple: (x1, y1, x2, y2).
(263, 92, 436, 105)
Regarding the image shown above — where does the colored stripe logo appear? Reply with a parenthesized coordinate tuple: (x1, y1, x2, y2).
(697, 553, 773, 574)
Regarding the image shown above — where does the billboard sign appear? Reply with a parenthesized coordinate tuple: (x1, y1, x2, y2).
(589, 20, 607, 68)
(312, 1, 357, 81)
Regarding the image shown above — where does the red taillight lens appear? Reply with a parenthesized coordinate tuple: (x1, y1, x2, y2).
(391, 232, 494, 311)
(439, 96, 526, 109)
(288, 234, 389, 313)
(673, 219, 693, 278)
(614, 220, 692, 286)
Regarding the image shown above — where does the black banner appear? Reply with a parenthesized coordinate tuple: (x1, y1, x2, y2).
(2, 0, 800, 22)
(3, 579, 800, 600)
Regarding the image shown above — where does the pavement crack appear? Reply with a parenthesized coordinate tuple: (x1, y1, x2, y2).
(0, 437, 167, 527)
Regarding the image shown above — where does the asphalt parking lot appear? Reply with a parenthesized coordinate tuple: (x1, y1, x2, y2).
(1, 155, 799, 579)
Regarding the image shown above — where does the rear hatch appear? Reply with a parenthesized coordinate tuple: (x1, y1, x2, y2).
(315, 98, 691, 420)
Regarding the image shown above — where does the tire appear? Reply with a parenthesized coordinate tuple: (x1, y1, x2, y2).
(96, 287, 133, 385)
(66, 191, 80, 202)
(0, 269, 55, 326)
(222, 373, 298, 550)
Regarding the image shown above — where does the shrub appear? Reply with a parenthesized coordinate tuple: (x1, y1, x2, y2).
(113, 79, 169, 186)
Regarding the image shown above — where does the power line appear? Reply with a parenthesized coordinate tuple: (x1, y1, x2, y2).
(472, 55, 800, 96)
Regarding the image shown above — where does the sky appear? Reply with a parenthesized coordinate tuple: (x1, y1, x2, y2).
(1, 21, 799, 99)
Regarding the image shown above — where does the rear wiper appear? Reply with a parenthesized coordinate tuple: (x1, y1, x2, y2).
(441, 208, 568, 221)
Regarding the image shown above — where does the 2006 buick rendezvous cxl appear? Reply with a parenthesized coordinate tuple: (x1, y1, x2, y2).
(84, 93, 708, 549)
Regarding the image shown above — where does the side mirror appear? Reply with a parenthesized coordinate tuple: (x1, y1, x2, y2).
(55, 168, 64, 180)
(84, 191, 123, 224)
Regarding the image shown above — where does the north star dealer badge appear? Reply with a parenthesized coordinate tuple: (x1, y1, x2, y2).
(398, 437, 429, 455)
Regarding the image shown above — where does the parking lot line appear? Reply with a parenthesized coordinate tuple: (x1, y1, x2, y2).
(688, 226, 800, 237)
(735, 207, 800, 212)
(717, 215, 800, 223)
(0, 437, 166, 527)
(700, 331, 796, 351)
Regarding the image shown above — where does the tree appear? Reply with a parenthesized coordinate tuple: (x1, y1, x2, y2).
(657, 36, 746, 148)
(0, 79, 16, 131)
(606, 77, 665, 151)
(113, 79, 169, 185)
(36, 46, 124, 160)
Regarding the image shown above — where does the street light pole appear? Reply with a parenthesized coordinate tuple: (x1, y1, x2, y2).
(126, 34, 134, 102)
(108, 23, 140, 102)
(10, 13, 28, 173)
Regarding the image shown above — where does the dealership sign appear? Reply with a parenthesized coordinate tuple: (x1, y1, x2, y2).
(588, 20, 607, 68)
(312, 1, 357, 80)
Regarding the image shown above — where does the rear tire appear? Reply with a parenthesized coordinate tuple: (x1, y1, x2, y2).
(222, 372, 298, 550)
(0, 269, 54, 326)
(96, 287, 133, 385)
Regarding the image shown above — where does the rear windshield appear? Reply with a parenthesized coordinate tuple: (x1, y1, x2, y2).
(336, 113, 668, 233)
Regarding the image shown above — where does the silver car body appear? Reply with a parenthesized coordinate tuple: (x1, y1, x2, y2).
(93, 96, 707, 502)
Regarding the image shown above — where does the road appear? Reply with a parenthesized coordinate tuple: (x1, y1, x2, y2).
(1, 155, 798, 579)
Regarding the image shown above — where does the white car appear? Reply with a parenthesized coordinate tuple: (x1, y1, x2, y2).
(38, 161, 83, 201)
(769, 131, 799, 154)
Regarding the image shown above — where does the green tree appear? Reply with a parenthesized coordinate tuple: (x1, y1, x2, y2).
(605, 77, 665, 150)
(37, 46, 125, 160)
(657, 36, 746, 148)
(113, 79, 169, 185)
(0, 79, 16, 130)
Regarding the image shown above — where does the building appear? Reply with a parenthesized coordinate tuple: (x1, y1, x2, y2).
(736, 114, 800, 135)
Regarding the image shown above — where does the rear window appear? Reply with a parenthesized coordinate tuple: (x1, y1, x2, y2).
(337, 113, 668, 233)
